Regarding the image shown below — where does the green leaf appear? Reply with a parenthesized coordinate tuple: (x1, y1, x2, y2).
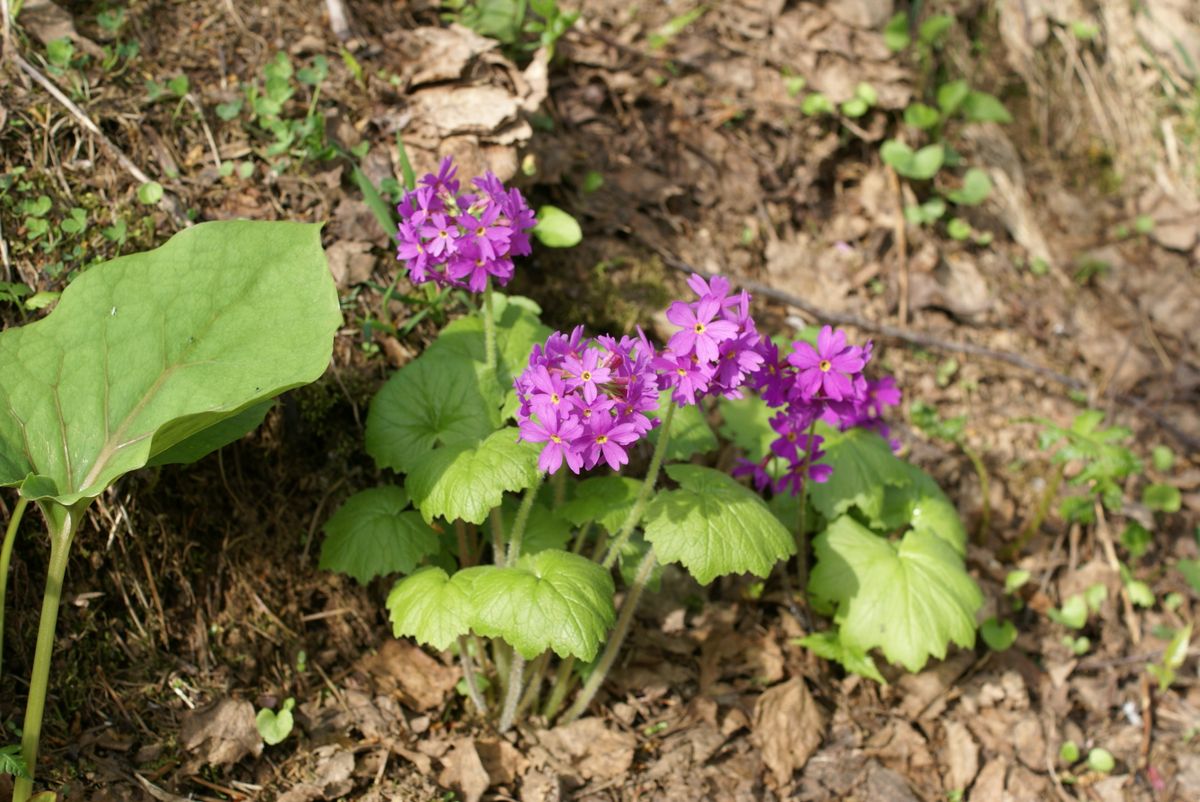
(1085, 583, 1107, 612)
(883, 12, 910, 51)
(647, 391, 716, 461)
(137, 181, 164, 205)
(469, 550, 615, 660)
(981, 618, 1017, 651)
(918, 14, 954, 47)
(320, 487, 441, 583)
(841, 98, 869, 118)
(256, 698, 295, 746)
(1152, 445, 1175, 473)
(1178, 558, 1200, 594)
(909, 144, 945, 180)
(1059, 741, 1080, 763)
(146, 400, 273, 467)
(0, 743, 29, 778)
(854, 82, 878, 106)
(406, 429, 540, 525)
(947, 218, 972, 240)
(0, 222, 340, 504)
(365, 353, 502, 475)
(1126, 579, 1154, 608)
(962, 91, 1012, 124)
(880, 140, 914, 172)
(1163, 625, 1191, 670)
(718, 394, 775, 461)
(559, 476, 643, 533)
(945, 168, 992, 206)
(799, 630, 885, 683)
(809, 516, 983, 672)
(644, 464, 794, 584)
(533, 205, 582, 248)
(500, 494, 571, 554)
(1005, 569, 1031, 594)
(1120, 522, 1152, 558)
(387, 566, 478, 651)
(1143, 483, 1181, 513)
(808, 427, 912, 530)
(936, 80, 970, 116)
(1048, 594, 1088, 629)
(1087, 748, 1115, 774)
(801, 92, 834, 116)
(904, 103, 941, 130)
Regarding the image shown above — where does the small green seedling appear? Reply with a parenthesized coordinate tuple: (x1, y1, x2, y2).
(532, 205, 583, 248)
(981, 618, 1017, 651)
(1059, 740, 1080, 764)
(1087, 748, 1115, 774)
(1146, 625, 1191, 691)
(256, 698, 296, 746)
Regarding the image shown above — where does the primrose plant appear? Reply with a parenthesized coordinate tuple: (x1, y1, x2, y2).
(0, 222, 340, 799)
(321, 158, 982, 731)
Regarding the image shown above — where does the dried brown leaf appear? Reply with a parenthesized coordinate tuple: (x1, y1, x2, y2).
(751, 677, 826, 785)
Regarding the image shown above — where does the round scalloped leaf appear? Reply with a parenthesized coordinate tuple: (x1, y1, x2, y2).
(559, 476, 643, 533)
(0, 221, 339, 504)
(809, 426, 915, 530)
(500, 494, 572, 554)
(319, 487, 440, 584)
(365, 353, 502, 475)
(386, 565, 486, 651)
(426, 293, 552, 388)
(809, 516, 982, 673)
(406, 428, 540, 525)
(468, 549, 615, 660)
(644, 464, 795, 584)
(718, 394, 776, 461)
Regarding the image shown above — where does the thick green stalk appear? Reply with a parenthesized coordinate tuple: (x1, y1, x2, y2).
(601, 403, 676, 570)
(562, 547, 657, 724)
(542, 656, 575, 720)
(489, 507, 505, 566)
(457, 636, 487, 715)
(14, 502, 85, 802)
(0, 496, 29, 678)
(483, 279, 497, 373)
(497, 652, 526, 733)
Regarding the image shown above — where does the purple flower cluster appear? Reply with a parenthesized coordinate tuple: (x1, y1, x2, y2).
(736, 325, 900, 495)
(395, 157, 536, 292)
(515, 328, 662, 475)
(656, 275, 763, 405)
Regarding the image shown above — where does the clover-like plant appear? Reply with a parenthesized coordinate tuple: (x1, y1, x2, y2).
(0, 221, 340, 800)
(320, 158, 982, 728)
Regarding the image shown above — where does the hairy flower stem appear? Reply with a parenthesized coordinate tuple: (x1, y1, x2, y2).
(15, 502, 84, 802)
(795, 419, 819, 588)
(1002, 463, 1064, 561)
(489, 508, 506, 566)
(483, 280, 497, 373)
(562, 547, 657, 724)
(516, 652, 550, 719)
(0, 496, 29, 678)
(455, 520, 473, 567)
(963, 444, 991, 543)
(498, 652, 526, 732)
(457, 636, 487, 715)
(506, 477, 542, 567)
(570, 522, 593, 555)
(542, 656, 575, 720)
(601, 403, 676, 570)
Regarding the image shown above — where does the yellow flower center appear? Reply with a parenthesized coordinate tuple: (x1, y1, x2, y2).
(596, 434, 608, 444)
(551, 435, 562, 444)
(818, 359, 832, 372)
(694, 323, 706, 334)
(550, 393, 560, 404)
(581, 370, 592, 381)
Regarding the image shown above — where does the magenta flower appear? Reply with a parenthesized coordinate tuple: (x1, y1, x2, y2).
(787, 326, 866, 401)
(563, 349, 612, 402)
(666, 297, 740, 363)
(584, 416, 640, 471)
(520, 414, 584, 474)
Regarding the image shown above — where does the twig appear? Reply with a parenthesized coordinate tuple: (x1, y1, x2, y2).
(652, 248, 1200, 452)
(12, 52, 190, 228)
(1095, 500, 1141, 645)
(185, 93, 223, 171)
(325, 0, 352, 41)
(886, 165, 909, 326)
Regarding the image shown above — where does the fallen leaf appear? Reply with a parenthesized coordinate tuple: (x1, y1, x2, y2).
(538, 718, 635, 781)
(973, 756, 1007, 799)
(360, 639, 460, 712)
(751, 677, 827, 785)
(476, 737, 528, 786)
(179, 698, 262, 769)
(408, 25, 498, 86)
(325, 241, 376, 290)
(437, 739, 490, 802)
(942, 720, 979, 791)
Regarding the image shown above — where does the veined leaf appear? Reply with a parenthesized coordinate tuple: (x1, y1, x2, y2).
(809, 516, 982, 672)
(320, 487, 440, 583)
(798, 630, 885, 683)
(469, 549, 615, 660)
(647, 390, 716, 460)
(387, 566, 481, 651)
(0, 222, 339, 504)
(559, 475, 643, 533)
(718, 394, 776, 461)
(808, 426, 912, 529)
(406, 428, 540, 525)
(644, 464, 794, 584)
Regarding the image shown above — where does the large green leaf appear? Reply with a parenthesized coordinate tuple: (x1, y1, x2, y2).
(469, 549, 615, 660)
(647, 390, 716, 461)
(0, 221, 339, 504)
(809, 426, 913, 529)
(558, 476, 643, 533)
(500, 493, 572, 554)
(406, 428, 540, 525)
(386, 566, 482, 651)
(365, 353, 502, 475)
(320, 487, 441, 583)
(718, 394, 776, 461)
(147, 400, 273, 467)
(809, 516, 982, 672)
(644, 464, 794, 584)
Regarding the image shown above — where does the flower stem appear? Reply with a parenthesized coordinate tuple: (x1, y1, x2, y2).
(455, 520, 473, 567)
(561, 547, 657, 724)
(483, 279, 497, 373)
(570, 522, 593, 555)
(516, 652, 549, 718)
(795, 419, 819, 588)
(542, 656, 575, 721)
(601, 403, 676, 570)
(457, 636, 487, 715)
(14, 502, 85, 802)
(507, 477, 541, 567)
(489, 507, 505, 566)
(498, 651, 526, 732)
(0, 496, 29, 678)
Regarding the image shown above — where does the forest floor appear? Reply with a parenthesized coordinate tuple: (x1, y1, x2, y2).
(2, 1, 1200, 800)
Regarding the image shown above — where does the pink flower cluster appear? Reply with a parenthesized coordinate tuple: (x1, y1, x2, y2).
(656, 275, 763, 405)
(515, 328, 662, 475)
(395, 157, 536, 292)
(737, 326, 901, 495)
